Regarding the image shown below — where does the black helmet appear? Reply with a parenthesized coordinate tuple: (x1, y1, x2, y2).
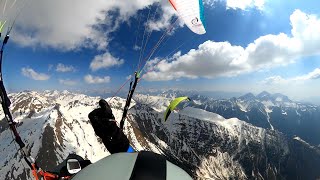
(99, 99, 110, 109)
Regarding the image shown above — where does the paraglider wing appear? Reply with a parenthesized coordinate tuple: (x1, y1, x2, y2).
(169, 0, 206, 34)
(164, 96, 190, 121)
(0, 0, 28, 36)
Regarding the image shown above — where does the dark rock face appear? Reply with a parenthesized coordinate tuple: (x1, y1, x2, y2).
(36, 125, 60, 171)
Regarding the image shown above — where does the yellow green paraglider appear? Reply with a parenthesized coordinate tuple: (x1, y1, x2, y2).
(164, 96, 191, 121)
(0, 21, 6, 32)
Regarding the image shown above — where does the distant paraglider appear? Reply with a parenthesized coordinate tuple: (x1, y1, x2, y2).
(164, 96, 191, 121)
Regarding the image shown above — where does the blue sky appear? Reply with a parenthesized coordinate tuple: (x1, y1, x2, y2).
(1, 0, 320, 103)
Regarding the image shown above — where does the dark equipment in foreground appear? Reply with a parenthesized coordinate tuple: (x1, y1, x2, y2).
(89, 99, 130, 154)
(120, 72, 140, 129)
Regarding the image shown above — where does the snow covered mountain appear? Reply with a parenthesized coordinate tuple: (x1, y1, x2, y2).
(0, 91, 110, 180)
(159, 90, 320, 146)
(1, 91, 320, 180)
(130, 94, 320, 179)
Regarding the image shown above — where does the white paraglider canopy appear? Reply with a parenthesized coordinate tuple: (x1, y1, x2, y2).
(169, 0, 206, 35)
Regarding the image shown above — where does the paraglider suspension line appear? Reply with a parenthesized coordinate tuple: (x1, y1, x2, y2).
(120, 72, 139, 129)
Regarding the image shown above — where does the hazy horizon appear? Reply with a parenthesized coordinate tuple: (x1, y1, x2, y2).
(8, 88, 320, 106)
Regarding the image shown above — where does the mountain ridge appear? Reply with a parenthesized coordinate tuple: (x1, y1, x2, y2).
(156, 90, 320, 146)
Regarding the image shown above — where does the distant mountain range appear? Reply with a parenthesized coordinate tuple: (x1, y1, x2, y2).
(158, 90, 320, 146)
(129, 96, 320, 179)
(0, 90, 319, 179)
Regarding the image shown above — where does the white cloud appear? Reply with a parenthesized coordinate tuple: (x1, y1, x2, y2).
(59, 79, 77, 86)
(203, 0, 219, 6)
(226, 0, 265, 10)
(126, 75, 132, 80)
(21, 68, 50, 81)
(133, 45, 141, 51)
(290, 9, 320, 56)
(144, 10, 320, 81)
(293, 68, 320, 81)
(56, 63, 76, 72)
(144, 41, 247, 81)
(11, 0, 160, 50)
(48, 64, 54, 71)
(90, 52, 124, 71)
(84, 74, 111, 84)
(263, 68, 320, 85)
(147, 1, 181, 32)
(262, 76, 288, 85)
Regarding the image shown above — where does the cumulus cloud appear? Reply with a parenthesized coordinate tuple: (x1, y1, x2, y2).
(90, 52, 124, 71)
(126, 75, 132, 80)
(21, 68, 50, 80)
(48, 64, 54, 71)
(144, 10, 320, 81)
(263, 68, 320, 85)
(12, 0, 160, 50)
(59, 79, 77, 86)
(226, 0, 265, 10)
(84, 74, 111, 84)
(262, 76, 289, 85)
(203, 0, 219, 6)
(147, 1, 181, 32)
(293, 68, 320, 81)
(144, 41, 248, 81)
(56, 63, 76, 72)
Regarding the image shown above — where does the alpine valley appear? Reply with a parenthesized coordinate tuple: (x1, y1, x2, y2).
(1, 90, 320, 180)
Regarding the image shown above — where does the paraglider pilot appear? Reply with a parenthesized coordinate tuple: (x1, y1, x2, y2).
(88, 99, 130, 154)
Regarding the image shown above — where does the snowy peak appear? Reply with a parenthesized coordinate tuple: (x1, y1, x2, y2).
(271, 93, 291, 102)
(239, 93, 256, 101)
(160, 89, 199, 99)
(257, 91, 271, 99)
(160, 89, 182, 99)
(256, 91, 291, 103)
